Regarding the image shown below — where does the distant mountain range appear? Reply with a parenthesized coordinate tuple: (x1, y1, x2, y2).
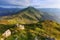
(0, 7, 60, 24)
(0, 7, 23, 16)
(38, 8, 60, 23)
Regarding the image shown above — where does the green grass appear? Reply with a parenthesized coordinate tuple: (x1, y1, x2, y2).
(0, 20, 60, 40)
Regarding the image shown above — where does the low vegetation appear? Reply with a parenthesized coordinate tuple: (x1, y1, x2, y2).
(0, 20, 60, 40)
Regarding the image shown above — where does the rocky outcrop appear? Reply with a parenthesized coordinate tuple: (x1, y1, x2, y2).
(2, 29, 11, 38)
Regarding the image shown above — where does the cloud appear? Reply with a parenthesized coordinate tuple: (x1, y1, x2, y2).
(30, 0, 60, 8)
(6, 0, 30, 6)
(0, 0, 30, 8)
(0, 5, 26, 8)
(0, 0, 60, 8)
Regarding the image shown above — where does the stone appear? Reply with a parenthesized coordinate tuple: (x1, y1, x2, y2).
(0, 38, 4, 40)
(16, 24, 25, 30)
(2, 29, 11, 38)
(18, 25, 25, 30)
(35, 36, 38, 40)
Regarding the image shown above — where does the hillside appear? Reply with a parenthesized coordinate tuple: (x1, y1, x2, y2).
(0, 7, 58, 24)
(0, 7, 43, 24)
(0, 20, 60, 40)
(0, 7, 60, 40)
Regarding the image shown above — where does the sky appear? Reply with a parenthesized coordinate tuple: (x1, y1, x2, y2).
(0, 0, 60, 8)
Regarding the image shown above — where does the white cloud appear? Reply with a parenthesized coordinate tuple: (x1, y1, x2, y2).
(0, 5, 26, 8)
(8, 0, 30, 6)
(1, 0, 30, 7)
(30, 0, 60, 8)
(0, 0, 60, 8)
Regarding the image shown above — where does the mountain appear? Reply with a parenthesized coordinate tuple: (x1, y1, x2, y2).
(38, 8, 60, 23)
(0, 7, 43, 24)
(0, 7, 59, 24)
(0, 7, 22, 16)
(0, 7, 60, 40)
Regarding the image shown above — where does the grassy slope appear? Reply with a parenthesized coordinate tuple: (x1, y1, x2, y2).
(0, 20, 60, 40)
(0, 7, 60, 40)
(0, 7, 42, 24)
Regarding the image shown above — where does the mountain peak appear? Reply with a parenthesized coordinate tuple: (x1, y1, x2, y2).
(27, 6, 35, 9)
(25, 6, 36, 11)
(0, 6, 42, 24)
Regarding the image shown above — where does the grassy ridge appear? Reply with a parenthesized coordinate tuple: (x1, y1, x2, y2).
(0, 20, 60, 40)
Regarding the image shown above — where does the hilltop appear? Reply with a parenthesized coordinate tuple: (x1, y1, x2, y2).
(0, 7, 57, 24)
(0, 7, 60, 40)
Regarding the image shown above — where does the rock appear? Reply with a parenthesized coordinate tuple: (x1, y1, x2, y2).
(35, 36, 38, 40)
(0, 38, 4, 40)
(45, 36, 55, 40)
(16, 23, 25, 30)
(2, 29, 11, 38)
(18, 25, 25, 30)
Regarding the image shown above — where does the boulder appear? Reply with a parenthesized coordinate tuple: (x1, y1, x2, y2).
(16, 24, 25, 30)
(0, 38, 4, 40)
(2, 29, 11, 38)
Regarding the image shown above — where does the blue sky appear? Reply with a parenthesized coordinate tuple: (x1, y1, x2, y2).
(0, 0, 60, 8)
